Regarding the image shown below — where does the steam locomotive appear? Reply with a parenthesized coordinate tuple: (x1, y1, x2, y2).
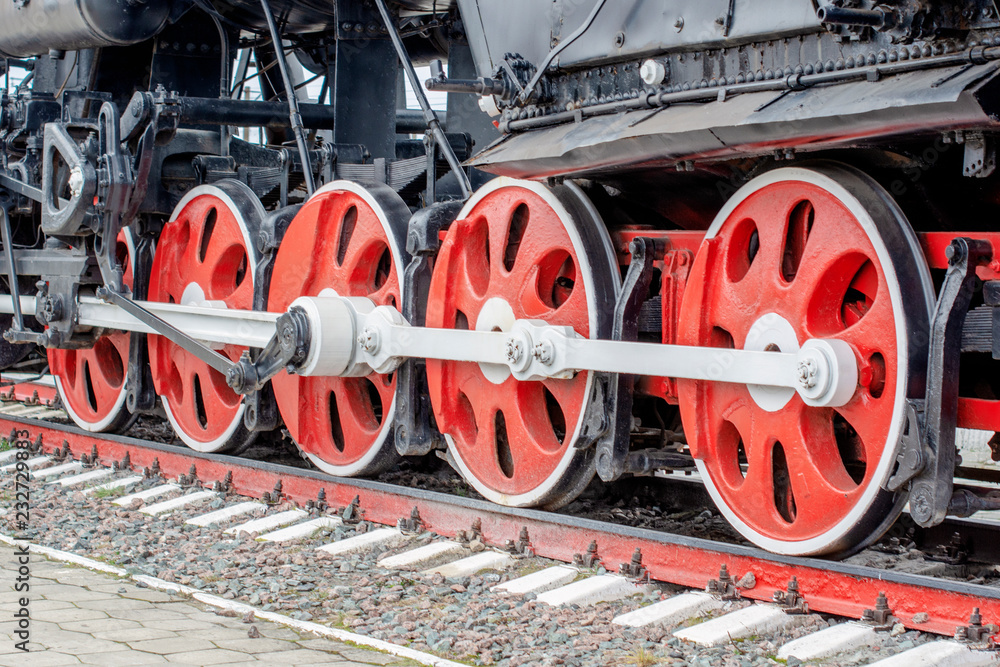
(2, 0, 1000, 558)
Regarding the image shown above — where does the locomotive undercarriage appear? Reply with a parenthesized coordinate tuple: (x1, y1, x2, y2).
(4, 0, 1000, 558)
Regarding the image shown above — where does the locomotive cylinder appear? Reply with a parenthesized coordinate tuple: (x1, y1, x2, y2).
(0, 0, 171, 58)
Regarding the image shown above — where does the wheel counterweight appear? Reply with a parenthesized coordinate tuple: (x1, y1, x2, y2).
(677, 164, 934, 557)
(147, 181, 262, 453)
(48, 230, 137, 433)
(268, 181, 409, 477)
(426, 178, 619, 509)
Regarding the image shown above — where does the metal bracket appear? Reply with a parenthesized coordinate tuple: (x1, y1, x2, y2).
(885, 400, 925, 492)
(125, 226, 156, 413)
(595, 237, 660, 482)
(0, 199, 27, 342)
(955, 608, 997, 643)
(706, 564, 740, 600)
(394, 201, 461, 457)
(94, 102, 134, 293)
(772, 577, 809, 615)
(226, 307, 311, 394)
(860, 592, 895, 630)
(40, 123, 98, 236)
(964, 132, 996, 178)
(909, 237, 991, 527)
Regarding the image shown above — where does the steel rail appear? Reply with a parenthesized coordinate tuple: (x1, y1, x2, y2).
(2, 412, 999, 637)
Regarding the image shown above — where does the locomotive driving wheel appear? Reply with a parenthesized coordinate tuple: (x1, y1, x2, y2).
(147, 181, 262, 453)
(426, 178, 619, 509)
(677, 164, 933, 557)
(268, 181, 409, 476)
(48, 230, 137, 433)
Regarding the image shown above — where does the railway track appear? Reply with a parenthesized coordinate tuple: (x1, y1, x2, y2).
(3, 377, 1000, 666)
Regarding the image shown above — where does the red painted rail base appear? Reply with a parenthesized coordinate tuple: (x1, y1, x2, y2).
(5, 415, 999, 640)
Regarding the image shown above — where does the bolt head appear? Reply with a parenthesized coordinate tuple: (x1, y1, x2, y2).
(796, 358, 819, 389)
(504, 340, 521, 363)
(639, 60, 666, 86)
(533, 341, 554, 365)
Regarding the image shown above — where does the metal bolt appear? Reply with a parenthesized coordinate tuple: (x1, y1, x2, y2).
(358, 327, 379, 353)
(614, 31, 625, 48)
(504, 339, 523, 364)
(533, 340, 554, 365)
(639, 60, 666, 85)
(796, 358, 818, 389)
(674, 17, 684, 31)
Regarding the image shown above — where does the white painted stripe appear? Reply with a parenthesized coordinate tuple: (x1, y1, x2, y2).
(380, 541, 466, 570)
(23, 409, 66, 420)
(777, 622, 877, 661)
(258, 516, 342, 542)
(82, 475, 144, 495)
(613, 592, 724, 628)
(52, 468, 116, 487)
(866, 640, 1000, 667)
(1, 373, 55, 386)
(17, 406, 64, 419)
(536, 574, 647, 607)
(225, 509, 308, 536)
(113, 483, 180, 506)
(140, 490, 216, 515)
(316, 527, 407, 556)
(185, 501, 266, 527)
(674, 604, 804, 647)
(0, 533, 128, 576)
(188, 592, 468, 667)
(0, 455, 50, 472)
(424, 551, 515, 578)
(492, 566, 579, 596)
(0, 450, 18, 464)
(0, 404, 34, 416)
(32, 461, 82, 478)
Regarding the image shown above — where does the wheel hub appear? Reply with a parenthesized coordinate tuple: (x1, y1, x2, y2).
(744, 313, 798, 412)
(476, 297, 516, 385)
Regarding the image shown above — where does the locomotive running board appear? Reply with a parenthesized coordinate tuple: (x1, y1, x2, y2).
(469, 61, 1000, 180)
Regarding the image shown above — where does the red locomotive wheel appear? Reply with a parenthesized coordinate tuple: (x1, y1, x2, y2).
(677, 164, 933, 556)
(268, 181, 409, 477)
(49, 230, 137, 433)
(426, 178, 619, 509)
(147, 182, 262, 452)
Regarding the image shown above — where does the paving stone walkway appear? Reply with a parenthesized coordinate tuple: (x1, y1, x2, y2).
(0, 543, 415, 666)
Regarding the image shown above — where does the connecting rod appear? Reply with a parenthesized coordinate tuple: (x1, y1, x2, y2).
(0, 293, 857, 407)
